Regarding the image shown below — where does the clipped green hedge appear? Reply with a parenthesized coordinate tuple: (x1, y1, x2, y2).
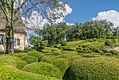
(0, 65, 59, 80)
(109, 50, 119, 55)
(79, 53, 101, 58)
(52, 51, 61, 55)
(42, 47, 60, 53)
(68, 57, 119, 80)
(0, 55, 27, 69)
(61, 41, 67, 46)
(21, 55, 38, 64)
(13, 53, 27, 58)
(27, 51, 44, 60)
(105, 40, 113, 47)
(15, 60, 27, 70)
(53, 58, 69, 74)
(62, 46, 76, 51)
(40, 55, 55, 64)
(22, 62, 62, 78)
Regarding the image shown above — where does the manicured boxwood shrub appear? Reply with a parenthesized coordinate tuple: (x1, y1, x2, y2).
(109, 50, 119, 55)
(61, 41, 67, 46)
(52, 58, 69, 74)
(79, 53, 101, 58)
(76, 46, 92, 53)
(0, 55, 27, 69)
(105, 40, 113, 47)
(16, 60, 27, 70)
(42, 47, 60, 53)
(0, 65, 59, 80)
(83, 47, 92, 53)
(40, 55, 55, 63)
(68, 57, 119, 80)
(13, 53, 27, 58)
(27, 51, 44, 60)
(63, 46, 76, 51)
(52, 51, 61, 55)
(76, 47, 83, 53)
(91, 48, 103, 53)
(101, 48, 109, 53)
(22, 62, 62, 78)
(42, 47, 53, 53)
(21, 55, 38, 64)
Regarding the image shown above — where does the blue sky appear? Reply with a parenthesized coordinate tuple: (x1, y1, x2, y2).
(64, 0, 119, 23)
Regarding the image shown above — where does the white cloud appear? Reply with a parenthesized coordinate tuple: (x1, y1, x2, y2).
(92, 10, 119, 28)
(46, 2, 72, 24)
(66, 23, 75, 26)
(24, 2, 72, 30)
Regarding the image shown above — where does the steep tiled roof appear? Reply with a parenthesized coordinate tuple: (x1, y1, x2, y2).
(0, 9, 26, 33)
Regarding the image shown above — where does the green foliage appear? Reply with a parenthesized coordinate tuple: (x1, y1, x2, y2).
(42, 47, 61, 53)
(13, 53, 27, 58)
(55, 52, 79, 65)
(23, 48, 37, 53)
(0, 55, 60, 80)
(68, 57, 119, 80)
(101, 48, 109, 53)
(52, 58, 69, 74)
(79, 53, 101, 58)
(40, 55, 55, 64)
(61, 41, 67, 46)
(76, 41, 104, 53)
(52, 51, 61, 55)
(0, 55, 27, 69)
(76, 46, 83, 53)
(76, 46, 92, 53)
(21, 55, 38, 64)
(109, 50, 119, 55)
(105, 40, 113, 47)
(112, 39, 118, 46)
(91, 48, 103, 53)
(0, 65, 59, 80)
(29, 20, 115, 51)
(14, 49, 24, 53)
(22, 62, 62, 78)
(62, 46, 76, 51)
(15, 60, 27, 70)
(27, 51, 44, 60)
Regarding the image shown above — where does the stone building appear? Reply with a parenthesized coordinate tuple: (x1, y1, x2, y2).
(0, 10, 26, 51)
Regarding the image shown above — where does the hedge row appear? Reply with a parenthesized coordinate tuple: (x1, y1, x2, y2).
(22, 62, 62, 78)
(66, 57, 119, 80)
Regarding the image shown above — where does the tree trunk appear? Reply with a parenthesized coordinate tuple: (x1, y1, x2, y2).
(5, 23, 11, 54)
(5, 23, 14, 54)
(5, 2, 14, 54)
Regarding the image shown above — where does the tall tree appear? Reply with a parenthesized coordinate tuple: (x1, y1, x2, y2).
(0, 0, 67, 54)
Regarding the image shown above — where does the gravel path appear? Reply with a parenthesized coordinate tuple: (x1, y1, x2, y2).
(108, 46, 119, 52)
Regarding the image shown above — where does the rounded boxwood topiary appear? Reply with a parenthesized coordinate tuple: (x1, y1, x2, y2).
(109, 50, 119, 55)
(52, 58, 69, 75)
(0, 55, 27, 70)
(27, 51, 44, 61)
(68, 57, 119, 80)
(0, 65, 60, 80)
(105, 40, 113, 47)
(16, 60, 27, 70)
(22, 62, 62, 78)
(40, 56, 55, 64)
(61, 41, 67, 46)
(76, 47, 83, 53)
(13, 53, 27, 58)
(91, 48, 103, 53)
(21, 55, 38, 64)
(52, 51, 61, 55)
